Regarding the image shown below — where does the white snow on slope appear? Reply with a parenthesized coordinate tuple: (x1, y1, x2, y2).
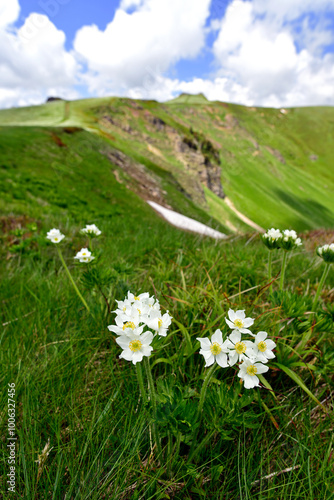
(147, 200, 227, 240)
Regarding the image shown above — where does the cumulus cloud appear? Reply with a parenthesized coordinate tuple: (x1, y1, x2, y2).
(210, 0, 334, 106)
(74, 0, 211, 94)
(0, 0, 20, 28)
(0, 3, 78, 109)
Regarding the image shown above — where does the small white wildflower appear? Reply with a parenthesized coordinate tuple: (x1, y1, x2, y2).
(74, 248, 95, 263)
(81, 224, 101, 236)
(116, 331, 153, 364)
(281, 229, 302, 250)
(238, 358, 269, 389)
(108, 316, 143, 336)
(225, 309, 254, 335)
(225, 331, 254, 366)
(251, 331, 276, 363)
(197, 329, 229, 367)
(46, 228, 65, 244)
(146, 310, 172, 337)
(262, 228, 282, 249)
(317, 243, 334, 263)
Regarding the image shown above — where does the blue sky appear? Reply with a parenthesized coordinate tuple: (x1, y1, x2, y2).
(1, 0, 334, 109)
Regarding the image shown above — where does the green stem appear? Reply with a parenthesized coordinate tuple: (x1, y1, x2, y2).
(188, 428, 216, 463)
(268, 250, 273, 294)
(279, 251, 288, 291)
(188, 364, 217, 462)
(57, 247, 90, 313)
(135, 363, 147, 405)
(144, 357, 162, 457)
(312, 263, 331, 311)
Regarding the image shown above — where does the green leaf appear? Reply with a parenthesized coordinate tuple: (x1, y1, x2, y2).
(173, 319, 193, 355)
(275, 362, 326, 412)
(151, 357, 174, 368)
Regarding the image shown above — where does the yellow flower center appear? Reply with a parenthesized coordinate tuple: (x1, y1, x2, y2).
(129, 340, 142, 352)
(123, 321, 135, 330)
(234, 319, 244, 328)
(158, 319, 163, 328)
(235, 342, 246, 354)
(123, 307, 126, 312)
(134, 296, 140, 301)
(258, 341, 267, 352)
(54, 238, 58, 242)
(246, 364, 258, 376)
(210, 342, 222, 355)
(82, 252, 87, 256)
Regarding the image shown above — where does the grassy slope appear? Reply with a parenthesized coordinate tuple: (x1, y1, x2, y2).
(0, 100, 333, 499)
(1, 96, 334, 232)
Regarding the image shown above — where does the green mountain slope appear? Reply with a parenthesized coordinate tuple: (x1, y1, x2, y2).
(1, 96, 334, 232)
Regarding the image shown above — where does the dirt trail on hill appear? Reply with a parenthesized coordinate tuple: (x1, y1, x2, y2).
(224, 197, 265, 233)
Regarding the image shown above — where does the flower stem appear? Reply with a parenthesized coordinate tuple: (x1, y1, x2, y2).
(312, 263, 331, 311)
(144, 357, 162, 458)
(268, 250, 273, 294)
(135, 363, 147, 405)
(188, 364, 217, 463)
(57, 247, 90, 313)
(279, 251, 288, 291)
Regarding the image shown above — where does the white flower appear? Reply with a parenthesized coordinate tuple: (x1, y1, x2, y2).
(146, 310, 172, 337)
(116, 330, 153, 364)
(108, 315, 143, 336)
(283, 229, 298, 240)
(265, 228, 282, 240)
(281, 229, 302, 250)
(74, 248, 94, 263)
(225, 331, 254, 366)
(238, 358, 269, 389)
(81, 224, 101, 236)
(46, 228, 65, 244)
(317, 243, 334, 263)
(197, 329, 229, 367)
(127, 292, 150, 304)
(262, 228, 282, 249)
(252, 331, 276, 363)
(225, 309, 254, 335)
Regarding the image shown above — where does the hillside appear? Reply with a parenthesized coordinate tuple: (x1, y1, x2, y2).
(1, 95, 334, 232)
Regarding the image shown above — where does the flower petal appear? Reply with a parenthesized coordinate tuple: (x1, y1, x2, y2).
(211, 329, 223, 344)
(228, 309, 236, 321)
(229, 331, 241, 344)
(197, 337, 212, 348)
(204, 354, 215, 367)
(225, 319, 235, 329)
(216, 352, 228, 368)
(255, 363, 269, 374)
(256, 331, 267, 342)
(236, 309, 246, 319)
(243, 318, 254, 328)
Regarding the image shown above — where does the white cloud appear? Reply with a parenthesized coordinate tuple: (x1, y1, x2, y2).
(210, 0, 334, 106)
(74, 0, 211, 93)
(0, 8, 78, 108)
(0, 0, 20, 27)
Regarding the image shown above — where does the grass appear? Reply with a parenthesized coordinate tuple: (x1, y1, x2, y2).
(1, 96, 334, 232)
(0, 97, 333, 498)
(1, 208, 333, 498)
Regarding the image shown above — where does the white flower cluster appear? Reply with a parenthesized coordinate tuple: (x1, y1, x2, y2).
(317, 243, 334, 263)
(108, 292, 172, 365)
(262, 228, 302, 251)
(81, 224, 101, 236)
(46, 228, 65, 244)
(197, 309, 276, 389)
(74, 248, 94, 263)
(46, 225, 101, 263)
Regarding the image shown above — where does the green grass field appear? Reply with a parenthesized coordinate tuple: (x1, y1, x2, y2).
(0, 96, 333, 499)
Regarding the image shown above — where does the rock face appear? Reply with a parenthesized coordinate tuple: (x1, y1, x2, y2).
(98, 105, 225, 207)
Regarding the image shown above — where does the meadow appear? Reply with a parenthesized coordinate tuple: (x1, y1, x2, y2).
(0, 98, 334, 499)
